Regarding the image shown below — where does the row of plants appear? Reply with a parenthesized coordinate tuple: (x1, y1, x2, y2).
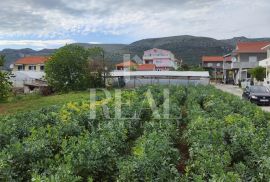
(183, 86, 270, 181)
(0, 86, 184, 181)
(1, 85, 270, 181)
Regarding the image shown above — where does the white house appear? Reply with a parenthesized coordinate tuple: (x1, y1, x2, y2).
(259, 44, 270, 86)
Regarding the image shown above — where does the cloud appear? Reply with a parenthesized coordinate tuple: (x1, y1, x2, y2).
(0, 39, 75, 48)
(88, 41, 103, 44)
(0, 0, 269, 42)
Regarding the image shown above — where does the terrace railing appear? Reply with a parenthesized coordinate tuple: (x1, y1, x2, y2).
(224, 62, 258, 69)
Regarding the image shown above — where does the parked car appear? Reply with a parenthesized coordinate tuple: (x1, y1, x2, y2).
(242, 85, 270, 105)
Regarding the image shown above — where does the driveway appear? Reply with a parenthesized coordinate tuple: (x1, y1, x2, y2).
(214, 84, 270, 112)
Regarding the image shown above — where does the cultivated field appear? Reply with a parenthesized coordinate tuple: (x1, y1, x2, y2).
(0, 85, 270, 181)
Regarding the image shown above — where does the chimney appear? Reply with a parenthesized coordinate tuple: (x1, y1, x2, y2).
(123, 54, 130, 62)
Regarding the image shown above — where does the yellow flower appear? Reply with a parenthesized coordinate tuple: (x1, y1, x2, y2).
(133, 145, 144, 157)
(59, 109, 71, 123)
(66, 102, 80, 112)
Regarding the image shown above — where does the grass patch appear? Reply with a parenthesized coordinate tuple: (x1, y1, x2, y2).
(0, 91, 90, 115)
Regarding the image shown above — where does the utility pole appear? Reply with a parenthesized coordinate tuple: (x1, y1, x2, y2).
(223, 57, 225, 84)
(215, 67, 217, 84)
(102, 50, 106, 87)
(266, 61, 268, 84)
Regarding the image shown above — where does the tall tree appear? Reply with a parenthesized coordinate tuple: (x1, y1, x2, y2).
(0, 54, 5, 69)
(0, 56, 12, 102)
(45, 45, 105, 92)
(88, 47, 107, 87)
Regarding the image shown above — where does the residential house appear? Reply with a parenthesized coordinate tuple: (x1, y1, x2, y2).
(115, 60, 138, 71)
(12, 56, 49, 72)
(259, 44, 270, 86)
(143, 48, 177, 71)
(202, 56, 231, 82)
(11, 56, 49, 93)
(224, 42, 269, 84)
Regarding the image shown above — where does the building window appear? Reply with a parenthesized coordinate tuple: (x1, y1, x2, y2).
(208, 63, 213, 67)
(217, 63, 221, 67)
(29, 65, 36, 71)
(249, 56, 257, 62)
(18, 65, 24, 71)
(40, 65, 45, 71)
(145, 60, 153, 64)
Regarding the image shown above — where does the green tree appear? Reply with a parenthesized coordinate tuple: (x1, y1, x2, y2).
(0, 72, 12, 102)
(249, 66, 266, 82)
(177, 64, 189, 71)
(0, 54, 5, 68)
(87, 60, 105, 88)
(45, 45, 105, 92)
(87, 47, 107, 87)
(177, 64, 205, 71)
(0, 55, 12, 102)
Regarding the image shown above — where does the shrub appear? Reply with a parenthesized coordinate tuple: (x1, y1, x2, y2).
(0, 72, 12, 102)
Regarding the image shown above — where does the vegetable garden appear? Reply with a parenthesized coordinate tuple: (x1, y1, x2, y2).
(0, 85, 270, 181)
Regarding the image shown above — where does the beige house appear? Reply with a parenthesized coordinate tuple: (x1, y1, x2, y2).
(11, 56, 49, 92)
(12, 56, 49, 72)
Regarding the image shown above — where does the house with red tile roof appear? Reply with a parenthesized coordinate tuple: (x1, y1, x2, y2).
(11, 56, 49, 92)
(13, 56, 49, 72)
(224, 42, 270, 84)
(202, 56, 224, 68)
(202, 56, 231, 82)
(115, 60, 137, 71)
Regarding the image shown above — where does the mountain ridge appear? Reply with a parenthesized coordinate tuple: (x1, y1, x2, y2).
(1, 36, 270, 69)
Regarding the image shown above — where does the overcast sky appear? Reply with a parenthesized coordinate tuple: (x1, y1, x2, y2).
(0, 0, 269, 50)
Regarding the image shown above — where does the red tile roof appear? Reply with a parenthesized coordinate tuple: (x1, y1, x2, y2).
(137, 64, 156, 71)
(116, 61, 137, 67)
(236, 42, 270, 53)
(224, 56, 232, 62)
(15, 56, 49, 65)
(202, 56, 224, 62)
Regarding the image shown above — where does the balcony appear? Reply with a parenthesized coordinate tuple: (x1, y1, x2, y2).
(223, 63, 231, 69)
(224, 62, 258, 69)
(231, 62, 258, 69)
(143, 55, 170, 59)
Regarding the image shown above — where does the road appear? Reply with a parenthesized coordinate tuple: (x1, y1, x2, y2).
(214, 84, 270, 112)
